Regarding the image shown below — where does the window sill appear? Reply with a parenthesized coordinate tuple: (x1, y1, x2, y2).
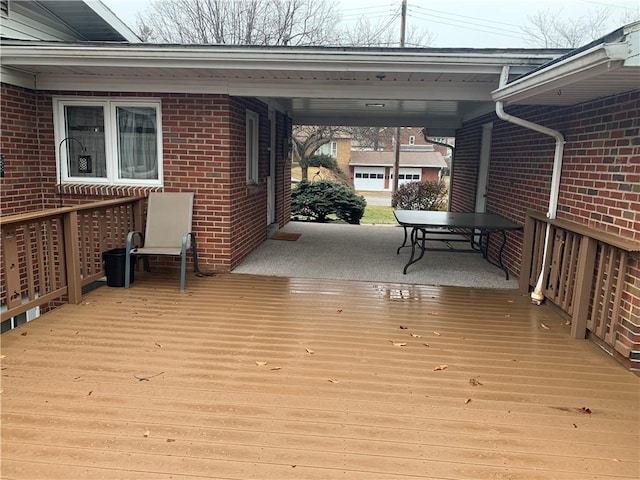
(58, 184, 163, 197)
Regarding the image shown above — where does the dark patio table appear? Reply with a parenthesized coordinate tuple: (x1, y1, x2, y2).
(393, 210, 523, 279)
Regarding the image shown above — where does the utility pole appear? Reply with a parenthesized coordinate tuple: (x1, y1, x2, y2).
(392, 0, 407, 196)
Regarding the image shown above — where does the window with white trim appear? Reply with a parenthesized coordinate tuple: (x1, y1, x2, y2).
(54, 98, 163, 186)
(246, 110, 259, 183)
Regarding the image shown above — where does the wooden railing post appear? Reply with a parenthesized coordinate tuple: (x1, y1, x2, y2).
(571, 236, 597, 339)
(2, 226, 22, 309)
(519, 214, 535, 294)
(63, 210, 82, 304)
(134, 197, 144, 233)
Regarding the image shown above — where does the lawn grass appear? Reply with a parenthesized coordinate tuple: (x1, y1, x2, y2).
(361, 205, 396, 225)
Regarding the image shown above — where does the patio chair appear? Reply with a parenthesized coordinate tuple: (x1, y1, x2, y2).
(124, 192, 199, 291)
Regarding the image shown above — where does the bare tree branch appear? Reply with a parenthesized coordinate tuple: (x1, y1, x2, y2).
(522, 7, 614, 48)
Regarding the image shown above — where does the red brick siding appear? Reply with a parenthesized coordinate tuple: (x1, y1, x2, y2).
(0, 84, 45, 215)
(452, 90, 640, 368)
(421, 167, 441, 183)
(1, 86, 292, 274)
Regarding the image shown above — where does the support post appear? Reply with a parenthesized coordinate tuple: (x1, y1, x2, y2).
(63, 210, 82, 304)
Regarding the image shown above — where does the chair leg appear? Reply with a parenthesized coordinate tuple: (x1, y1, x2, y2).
(180, 251, 187, 291)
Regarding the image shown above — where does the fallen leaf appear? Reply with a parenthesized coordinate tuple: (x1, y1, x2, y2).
(328, 378, 340, 383)
(422, 343, 430, 347)
(305, 348, 314, 354)
(564, 320, 571, 326)
(433, 364, 448, 371)
(540, 323, 550, 330)
(87, 390, 93, 396)
(507, 300, 514, 303)
(270, 366, 282, 371)
(410, 333, 422, 338)
(0, 355, 6, 359)
(336, 309, 343, 313)
(143, 429, 150, 438)
(612, 458, 620, 462)
(464, 398, 472, 404)
(166, 438, 176, 443)
(399, 325, 408, 330)
(255, 361, 268, 367)
(504, 314, 511, 318)
(155, 342, 163, 348)
(20, 332, 27, 336)
(429, 312, 439, 316)
(433, 331, 441, 336)
(573, 423, 578, 428)
(577, 407, 591, 415)
(389, 340, 407, 347)
(469, 378, 483, 386)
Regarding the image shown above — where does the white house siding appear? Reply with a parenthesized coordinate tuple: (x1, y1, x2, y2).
(353, 166, 385, 191)
(0, 2, 81, 41)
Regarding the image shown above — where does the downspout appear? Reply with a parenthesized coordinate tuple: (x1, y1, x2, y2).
(495, 66, 566, 305)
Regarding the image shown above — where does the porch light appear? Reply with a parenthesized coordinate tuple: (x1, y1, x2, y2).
(365, 103, 386, 108)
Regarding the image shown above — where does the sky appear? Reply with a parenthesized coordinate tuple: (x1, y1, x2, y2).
(103, 0, 639, 48)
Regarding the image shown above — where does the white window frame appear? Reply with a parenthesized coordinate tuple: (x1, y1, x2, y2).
(53, 97, 163, 186)
(330, 141, 337, 157)
(246, 110, 259, 184)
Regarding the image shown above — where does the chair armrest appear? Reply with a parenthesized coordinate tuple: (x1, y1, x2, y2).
(126, 231, 145, 252)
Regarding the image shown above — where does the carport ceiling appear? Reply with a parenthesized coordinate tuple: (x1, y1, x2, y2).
(0, 42, 567, 133)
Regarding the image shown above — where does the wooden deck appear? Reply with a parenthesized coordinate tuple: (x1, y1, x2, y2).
(1, 273, 639, 479)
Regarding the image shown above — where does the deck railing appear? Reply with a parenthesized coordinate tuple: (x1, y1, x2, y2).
(521, 212, 640, 358)
(1, 197, 144, 322)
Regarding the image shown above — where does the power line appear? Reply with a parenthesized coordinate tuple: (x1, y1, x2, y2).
(408, 12, 525, 41)
(411, 4, 523, 29)
(340, 3, 396, 14)
(409, 6, 523, 35)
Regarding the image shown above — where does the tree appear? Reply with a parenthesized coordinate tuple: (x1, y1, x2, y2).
(521, 6, 632, 48)
(291, 125, 337, 181)
(340, 15, 435, 47)
(135, 0, 341, 45)
(348, 126, 394, 151)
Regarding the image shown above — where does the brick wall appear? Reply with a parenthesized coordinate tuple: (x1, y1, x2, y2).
(0, 84, 45, 215)
(452, 90, 640, 369)
(1, 85, 292, 273)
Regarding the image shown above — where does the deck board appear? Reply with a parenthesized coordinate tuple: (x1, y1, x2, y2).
(1, 273, 639, 479)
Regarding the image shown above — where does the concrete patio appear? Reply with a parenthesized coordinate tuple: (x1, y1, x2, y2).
(233, 221, 519, 289)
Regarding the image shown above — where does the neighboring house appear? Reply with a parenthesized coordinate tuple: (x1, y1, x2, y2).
(314, 136, 352, 175)
(1, 2, 639, 369)
(350, 150, 447, 191)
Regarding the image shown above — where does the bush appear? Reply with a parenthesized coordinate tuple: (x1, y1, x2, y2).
(308, 154, 339, 171)
(291, 180, 367, 224)
(391, 180, 447, 210)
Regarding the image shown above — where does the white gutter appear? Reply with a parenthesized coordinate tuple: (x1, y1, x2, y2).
(496, 65, 566, 305)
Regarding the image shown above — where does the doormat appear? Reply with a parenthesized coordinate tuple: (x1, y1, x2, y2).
(272, 232, 301, 241)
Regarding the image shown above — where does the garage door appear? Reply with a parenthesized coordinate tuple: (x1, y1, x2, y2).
(398, 168, 421, 186)
(354, 167, 385, 191)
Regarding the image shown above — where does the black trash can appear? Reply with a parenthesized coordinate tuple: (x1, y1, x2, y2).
(103, 248, 134, 287)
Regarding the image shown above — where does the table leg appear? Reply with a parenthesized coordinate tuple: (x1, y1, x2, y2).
(403, 228, 427, 274)
(396, 225, 409, 254)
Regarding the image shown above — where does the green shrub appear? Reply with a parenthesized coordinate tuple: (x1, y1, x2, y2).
(391, 180, 447, 210)
(308, 154, 339, 171)
(291, 180, 367, 224)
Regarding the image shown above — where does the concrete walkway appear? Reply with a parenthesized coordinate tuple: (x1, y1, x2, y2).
(233, 221, 519, 289)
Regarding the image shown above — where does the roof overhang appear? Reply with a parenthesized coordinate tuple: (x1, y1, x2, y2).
(0, 41, 566, 132)
(493, 22, 640, 106)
